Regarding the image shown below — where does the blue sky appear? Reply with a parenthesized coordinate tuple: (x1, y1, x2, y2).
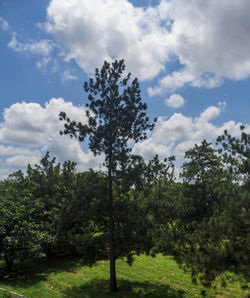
(0, 0, 249, 179)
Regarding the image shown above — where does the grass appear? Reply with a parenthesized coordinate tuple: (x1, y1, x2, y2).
(0, 255, 249, 297)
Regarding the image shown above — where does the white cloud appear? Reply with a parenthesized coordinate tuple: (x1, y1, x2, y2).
(133, 102, 250, 161)
(6, 152, 41, 170)
(149, 70, 224, 96)
(0, 169, 10, 181)
(45, 135, 103, 171)
(0, 98, 102, 176)
(8, 34, 54, 56)
(36, 57, 52, 69)
(0, 98, 86, 145)
(44, 0, 250, 93)
(45, 0, 174, 80)
(0, 145, 42, 178)
(61, 70, 78, 82)
(0, 145, 39, 157)
(165, 93, 185, 108)
(132, 138, 173, 160)
(3, 20, 55, 72)
(4, 0, 250, 93)
(152, 113, 193, 144)
(0, 98, 249, 179)
(0, 16, 10, 31)
(198, 106, 221, 123)
(148, 69, 196, 95)
(149, 0, 250, 93)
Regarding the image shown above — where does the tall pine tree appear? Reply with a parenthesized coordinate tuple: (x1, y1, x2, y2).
(59, 60, 155, 292)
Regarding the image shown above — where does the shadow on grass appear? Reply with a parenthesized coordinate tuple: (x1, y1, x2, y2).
(63, 278, 186, 298)
(0, 256, 82, 289)
(0, 258, 187, 297)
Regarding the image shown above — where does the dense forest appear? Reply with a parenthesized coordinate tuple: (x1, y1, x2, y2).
(0, 61, 249, 293)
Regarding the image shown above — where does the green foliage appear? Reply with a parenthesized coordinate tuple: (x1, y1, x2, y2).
(216, 127, 250, 280)
(60, 60, 156, 162)
(55, 170, 109, 262)
(26, 152, 78, 258)
(0, 177, 41, 272)
(0, 291, 10, 298)
(153, 131, 250, 287)
(217, 125, 250, 188)
(0, 60, 248, 293)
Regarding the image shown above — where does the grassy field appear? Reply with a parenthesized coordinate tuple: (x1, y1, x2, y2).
(0, 255, 249, 297)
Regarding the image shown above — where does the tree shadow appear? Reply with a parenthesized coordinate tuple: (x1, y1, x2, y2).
(62, 278, 186, 298)
(0, 258, 187, 297)
(0, 256, 82, 289)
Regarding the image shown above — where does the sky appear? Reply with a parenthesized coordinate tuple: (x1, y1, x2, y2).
(0, 0, 250, 179)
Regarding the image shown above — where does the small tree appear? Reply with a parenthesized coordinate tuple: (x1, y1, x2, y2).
(59, 59, 155, 292)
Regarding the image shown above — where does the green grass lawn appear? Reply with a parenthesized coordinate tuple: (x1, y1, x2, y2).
(0, 255, 249, 297)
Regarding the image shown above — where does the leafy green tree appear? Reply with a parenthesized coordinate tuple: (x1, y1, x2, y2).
(127, 155, 177, 261)
(216, 127, 250, 282)
(0, 175, 41, 272)
(181, 140, 227, 221)
(26, 152, 62, 258)
(26, 152, 78, 258)
(56, 155, 175, 271)
(156, 135, 249, 288)
(59, 59, 155, 292)
(55, 170, 109, 260)
(217, 126, 250, 188)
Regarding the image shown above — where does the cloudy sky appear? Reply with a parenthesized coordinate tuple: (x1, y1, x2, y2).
(0, 0, 249, 179)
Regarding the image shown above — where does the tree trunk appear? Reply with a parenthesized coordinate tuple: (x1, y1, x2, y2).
(108, 154, 118, 292)
(4, 256, 13, 273)
(47, 243, 52, 259)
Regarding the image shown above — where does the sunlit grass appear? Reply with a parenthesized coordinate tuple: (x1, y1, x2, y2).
(0, 255, 248, 297)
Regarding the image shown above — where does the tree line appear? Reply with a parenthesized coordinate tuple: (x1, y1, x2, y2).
(0, 60, 249, 293)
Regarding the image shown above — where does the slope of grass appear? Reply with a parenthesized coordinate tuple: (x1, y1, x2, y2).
(0, 255, 248, 297)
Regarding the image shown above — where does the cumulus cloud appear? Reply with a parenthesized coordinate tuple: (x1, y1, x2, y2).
(165, 93, 185, 108)
(148, 70, 224, 96)
(4, 0, 250, 93)
(0, 98, 102, 177)
(0, 98, 249, 179)
(0, 145, 42, 178)
(43, 0, 250, 93)
(149, 0, 250, 93)
(45, 0, 174, 80)
(6, 152, 41, 170)
(132, 102, 250, 161)
(0, 98, 86, 145)
(0, 145, 39, 157)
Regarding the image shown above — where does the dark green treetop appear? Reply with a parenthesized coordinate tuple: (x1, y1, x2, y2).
(60, 59, 156, 171)
(157, 132, 250, 288)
